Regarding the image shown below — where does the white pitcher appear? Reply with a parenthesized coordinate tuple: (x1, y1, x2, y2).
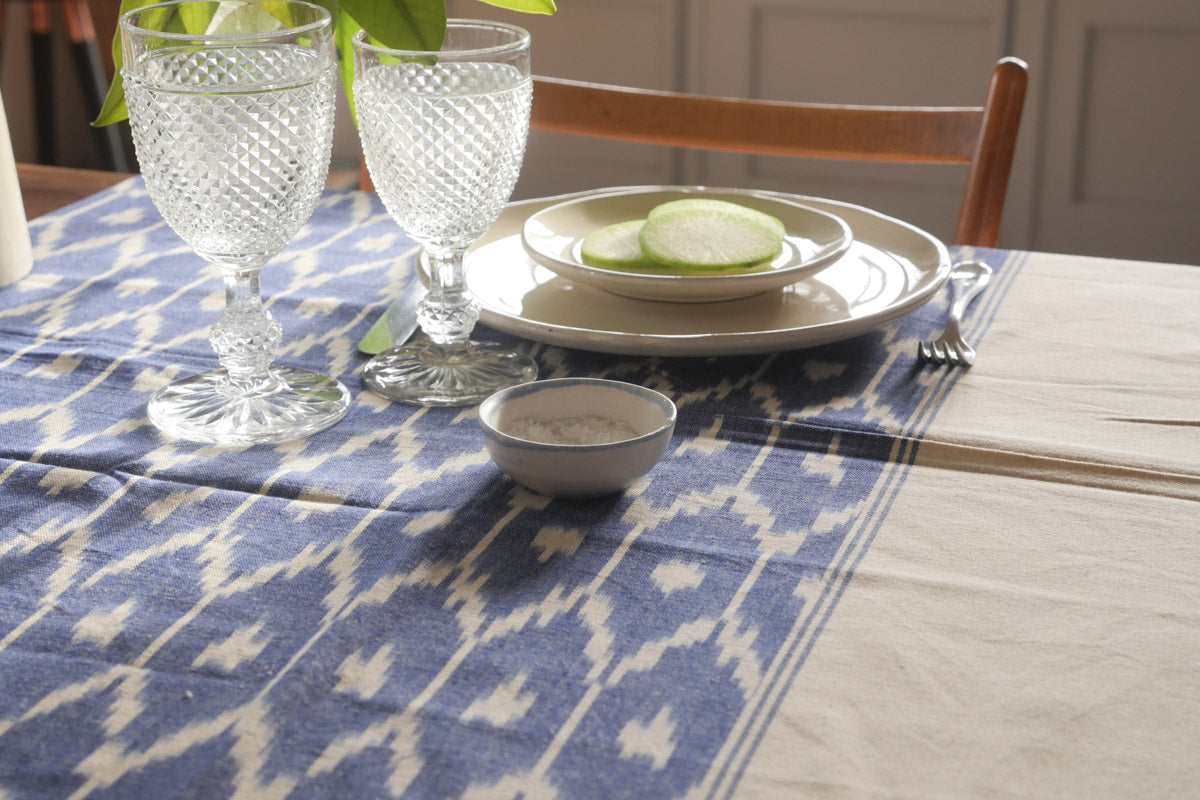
(0, 89, 33, 288)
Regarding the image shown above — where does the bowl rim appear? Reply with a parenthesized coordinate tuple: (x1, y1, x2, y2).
(479, 378, 677, 452)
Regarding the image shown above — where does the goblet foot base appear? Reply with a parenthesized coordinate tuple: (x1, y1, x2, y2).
(363, 340, 537, 406)
(148, 367, 351, 445)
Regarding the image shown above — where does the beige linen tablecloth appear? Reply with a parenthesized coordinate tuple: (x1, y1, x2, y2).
(4, 180, 1197, 798)
(736, 252, 1200, 798)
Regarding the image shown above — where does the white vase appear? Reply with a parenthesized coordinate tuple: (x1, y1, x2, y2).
(0, 89, 33, 288)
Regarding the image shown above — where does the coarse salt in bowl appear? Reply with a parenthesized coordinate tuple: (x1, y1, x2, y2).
(478, 378, 677, 498)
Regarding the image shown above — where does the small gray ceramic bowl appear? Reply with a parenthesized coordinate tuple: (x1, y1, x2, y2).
(478, 378, 677, 498)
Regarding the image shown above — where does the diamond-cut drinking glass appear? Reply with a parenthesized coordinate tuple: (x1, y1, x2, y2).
(121, 0, 350, 444)
(354, 21, 538, 406)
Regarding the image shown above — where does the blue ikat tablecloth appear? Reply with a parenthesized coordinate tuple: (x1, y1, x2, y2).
(0, 179, 1026, 798)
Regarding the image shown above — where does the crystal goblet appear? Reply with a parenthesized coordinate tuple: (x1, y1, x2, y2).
(121, 0, 350, 444)
(354, 21, 538, 406)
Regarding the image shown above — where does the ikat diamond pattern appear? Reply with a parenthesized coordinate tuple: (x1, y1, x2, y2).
(0, 181, 1019, 798)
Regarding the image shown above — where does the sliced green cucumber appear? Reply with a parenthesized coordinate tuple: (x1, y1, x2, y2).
(580, 219, 660, 269)
(647, 198, 786, 238)
(638, 206, 784, 270)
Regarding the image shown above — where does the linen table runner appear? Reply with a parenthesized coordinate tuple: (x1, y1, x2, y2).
(1, 179, 1060, 799)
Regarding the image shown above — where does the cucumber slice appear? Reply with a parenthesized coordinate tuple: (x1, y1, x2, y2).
(580, 219, 660, 269)
(638, 206, 784, 270)
(647, 198, 786, 238)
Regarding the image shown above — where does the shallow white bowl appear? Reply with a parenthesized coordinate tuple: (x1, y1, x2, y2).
(520, 187, 853, 303)
(478, 378, 677, 498)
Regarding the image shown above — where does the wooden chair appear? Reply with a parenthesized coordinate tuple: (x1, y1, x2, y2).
(361, 57, 1028, 248)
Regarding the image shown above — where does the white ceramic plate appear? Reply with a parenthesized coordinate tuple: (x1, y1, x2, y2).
(521, 187, 853, 302)
(423, 187, 951, 357)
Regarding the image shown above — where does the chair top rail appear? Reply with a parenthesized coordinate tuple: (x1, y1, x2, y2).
(530, 76, 985, 163)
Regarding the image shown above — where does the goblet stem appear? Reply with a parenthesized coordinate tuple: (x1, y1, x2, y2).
(146, 258, 351, 445)
(210, 263, 282, 390)
(122, 0, 346, 445)
(416, 248, 476, 350)
(361, 246, 537, 406)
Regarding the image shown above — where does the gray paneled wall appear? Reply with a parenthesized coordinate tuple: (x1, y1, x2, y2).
(449, 0, 1199, 263)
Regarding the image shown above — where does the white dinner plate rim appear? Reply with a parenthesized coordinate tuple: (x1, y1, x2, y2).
(431, 186, 952, 357)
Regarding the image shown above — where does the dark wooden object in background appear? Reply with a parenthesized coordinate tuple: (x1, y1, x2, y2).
(527, 58, 1029, 248)
(1, 0, 129, 171)
(358, 60, 1027, 247)
(16, 162, 128, 219)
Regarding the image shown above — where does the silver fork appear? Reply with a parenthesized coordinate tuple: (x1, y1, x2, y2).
(918, 260, 992, 366)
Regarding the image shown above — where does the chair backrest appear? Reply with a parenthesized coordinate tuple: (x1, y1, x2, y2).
(358, 58, 1027, 247)
(528, 58, 1028, 248)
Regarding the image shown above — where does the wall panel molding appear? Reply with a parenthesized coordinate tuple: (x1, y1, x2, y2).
(1037, 0, 1200, 261)
(691, 0, 1013, 245)
(426, 0, 1197, 262)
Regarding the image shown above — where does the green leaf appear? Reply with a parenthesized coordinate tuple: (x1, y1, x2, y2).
(357, 309, 394, 354)
(476, 0, 556, 13)
(334, 10, 362, 123)
(95, 0, 552, 128)
(341, 0, 445, 52)
(211, 3, 283, 33)
(308, 0, 341, 27)
(222, 0, 337, 30)
(179, 1, 221, 31)
(94, 0, 328, 126)
(93, 75, 128, 127)
(93, 0, 162, 126)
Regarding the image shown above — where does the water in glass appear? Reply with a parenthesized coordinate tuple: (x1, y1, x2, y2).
(125, 45, 335, 260)
(122, 1, 350, 445)
(355, 22, 539, 406)
(357, 62, 531, 251)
